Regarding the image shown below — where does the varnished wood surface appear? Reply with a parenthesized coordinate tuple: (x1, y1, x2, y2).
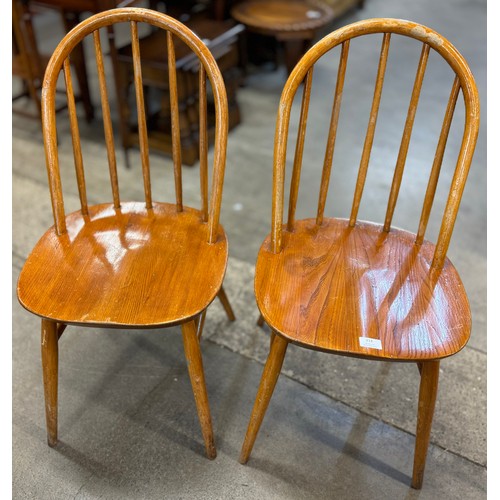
(239, 333, 288, 464)
(271, 18, 480, 258)
(255, 218, 471, 361)
(230, 0, 335, 35)
(242, 18, 480, 487)
(181, 320, 217, 459)
(41, 8, 229, 240)
(18, 202, 228, 327)
(412, 360, 440, 489)
(41, 319, 58, 447)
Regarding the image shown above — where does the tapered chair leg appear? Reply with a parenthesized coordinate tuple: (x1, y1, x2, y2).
(196, 309, 207, 340)
(217, 285, 236, 321)
(256, 313, 265, 327)
(181, 320, 217, 459)
(239, 332, 288, 464)
(412, 360, 440, 489)
(41, 319, 59, 447)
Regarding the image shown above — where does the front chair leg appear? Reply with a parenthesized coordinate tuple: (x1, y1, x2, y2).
(41, 319, 59, 447)
(239, 332, 288, 464)
(181, 320, 216, 459)
(217, 285, 236, 321)
(412, 359, 440, 489)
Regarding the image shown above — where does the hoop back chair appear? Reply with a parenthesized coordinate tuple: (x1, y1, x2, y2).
(16, 7, 236, 460)
(240, 18, 480, 488)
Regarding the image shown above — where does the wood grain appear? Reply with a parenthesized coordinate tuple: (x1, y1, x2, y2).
(256, 219, 471, 360)
(18, 202, 228, 327)
(239, 333, 288, 464)
(19, 8, 235, 461)
(182, 320, 216, 459)
(41, 318, 58, 447)
(412, 360, 440, 489)
(244, 19, 480, 486)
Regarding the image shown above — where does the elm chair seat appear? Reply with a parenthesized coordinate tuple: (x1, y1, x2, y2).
(18, 202, 228, 327)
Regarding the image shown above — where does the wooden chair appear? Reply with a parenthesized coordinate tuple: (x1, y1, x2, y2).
(239, 18, 480, 488)
(12, 0, 94, 121)
(16, 7, 236, 460)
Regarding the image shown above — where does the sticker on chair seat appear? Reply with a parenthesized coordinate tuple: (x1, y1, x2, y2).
(359, 337, 382, 349)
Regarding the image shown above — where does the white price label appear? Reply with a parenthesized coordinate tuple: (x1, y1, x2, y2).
(359, 337, 382, 350)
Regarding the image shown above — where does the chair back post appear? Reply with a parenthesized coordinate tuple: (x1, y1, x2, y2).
(270, 18, 480, 262)
(41, 8, 229, 241)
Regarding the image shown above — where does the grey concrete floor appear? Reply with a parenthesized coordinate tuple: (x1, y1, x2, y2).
(12, 0, 487, 498)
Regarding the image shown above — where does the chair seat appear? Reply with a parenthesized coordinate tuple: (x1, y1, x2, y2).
(17, 202, 228, 328)
(255, 218, 471, 361)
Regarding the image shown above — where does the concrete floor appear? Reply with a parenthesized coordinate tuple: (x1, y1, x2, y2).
(12, 0, 487, 498)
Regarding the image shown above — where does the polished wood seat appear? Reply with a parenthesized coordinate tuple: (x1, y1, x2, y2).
(18, 202, 228, 327)
(256, 218, 470, 359)
(240, 18, 480, 490)
(16, 8, 236, 461)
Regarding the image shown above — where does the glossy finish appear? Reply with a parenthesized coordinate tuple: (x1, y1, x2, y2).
(41, 319, 58, 447)
(182, 320, 217, 459)
(18, 203, 228, 327)
(230, 0, 335, 33)
(241, 18, 480, 489)
(231, 0, 336, 74)
(16, 8, 234, 459)
(239, 333, 288, 464)
(256, 219, 470, 361)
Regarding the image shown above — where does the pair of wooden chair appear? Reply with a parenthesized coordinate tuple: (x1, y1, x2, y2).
(16, 8, 480, 490)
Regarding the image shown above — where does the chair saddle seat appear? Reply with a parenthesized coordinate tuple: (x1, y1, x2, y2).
(255, 218, 471, 361)
(17, 202, 228, 328)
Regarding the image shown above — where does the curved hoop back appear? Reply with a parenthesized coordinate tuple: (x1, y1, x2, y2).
(41, 8, 229, 244)
(271, 18, 480, 269)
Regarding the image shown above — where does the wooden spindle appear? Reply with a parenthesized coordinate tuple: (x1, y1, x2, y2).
(287, 67, 313, 231)
(93, 29, 120, 209)
(384, 43, 430, 232)
(349, 33, 391, 227)
(199, 65, 209, 222)
(316, 40, 350, 226)
(63, 57, 88, 215)
(167, 31, 183, 212)
(42, 72, 66, 234)
(416, 77, 460, 244)
(130, 21, 152, 209)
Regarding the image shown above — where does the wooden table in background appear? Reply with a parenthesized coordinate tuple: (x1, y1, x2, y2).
(230, 0, 336, 74)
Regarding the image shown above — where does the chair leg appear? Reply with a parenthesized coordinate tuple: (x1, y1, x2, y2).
(239, 332, 288, 464)
(41, 319, 59, 447)
(181, 320, 216, 459)
(217, 285, 236, 321)
(412, 360, 440, 489)
(196, 309, 207, 341)
(256, 313, 265, 327)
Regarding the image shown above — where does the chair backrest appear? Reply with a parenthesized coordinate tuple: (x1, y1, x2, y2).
(41, 8, 228, 244)
(271, 18, 480, 269)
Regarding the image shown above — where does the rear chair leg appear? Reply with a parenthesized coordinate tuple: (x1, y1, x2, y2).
(412, 360, 440, 489)
(239, 332, 288, 464)
(217, 285, 236, 321)
(181, 320, 216, 459)
(41, 319, 59, 447)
